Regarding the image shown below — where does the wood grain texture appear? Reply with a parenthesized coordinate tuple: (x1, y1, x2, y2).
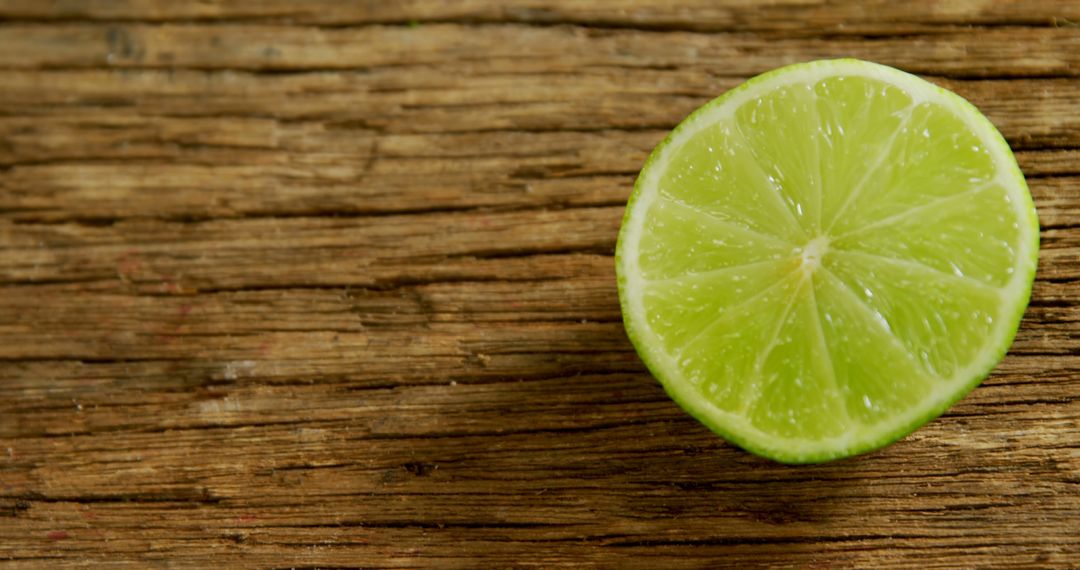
(1, 1, 1079, 567)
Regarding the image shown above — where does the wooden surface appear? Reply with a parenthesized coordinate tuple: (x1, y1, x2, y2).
(1, 1, 1079, 567)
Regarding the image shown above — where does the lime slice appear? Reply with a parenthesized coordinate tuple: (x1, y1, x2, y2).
(616, 59, 1039, 464)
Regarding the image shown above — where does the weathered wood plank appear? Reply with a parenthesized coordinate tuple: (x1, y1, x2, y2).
(0, 70, 1076, 144)
(2, 2, 1079, 568)
(0, 23, 1078, 78)
(2, 393, 1077, 567)
(1, 157, 1076, 225)
(1, 348, 1076, 437)
(1, 0, 1078, 33)
(3, 370, 1078, 503)
(2, 201, 1078, 290)
(0, 207, 621, 288)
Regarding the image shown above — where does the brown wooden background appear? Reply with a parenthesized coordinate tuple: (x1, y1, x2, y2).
(1, 1, 1078, 567)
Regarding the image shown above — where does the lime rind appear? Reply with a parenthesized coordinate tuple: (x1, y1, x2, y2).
(615, 59, 1039, 464)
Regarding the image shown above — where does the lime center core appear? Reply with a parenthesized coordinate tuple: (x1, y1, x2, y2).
(798, 236, 830, 272)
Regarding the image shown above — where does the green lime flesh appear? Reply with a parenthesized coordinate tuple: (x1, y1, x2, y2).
(616, 59, 1039, 464)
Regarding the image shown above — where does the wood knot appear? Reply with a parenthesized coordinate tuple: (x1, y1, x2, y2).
(682, 444, 704, 456)
(402, 462, 438, 477)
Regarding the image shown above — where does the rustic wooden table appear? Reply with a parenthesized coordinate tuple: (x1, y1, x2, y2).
(1, 1, 1079, 567)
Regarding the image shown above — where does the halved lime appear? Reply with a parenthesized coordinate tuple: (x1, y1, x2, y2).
(616, 59, 1039, 463)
